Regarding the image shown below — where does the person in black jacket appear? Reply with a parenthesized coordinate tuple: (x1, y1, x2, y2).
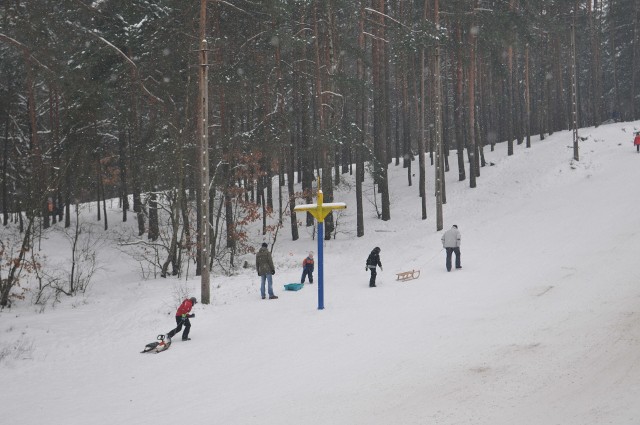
(365, 247, 382, 287)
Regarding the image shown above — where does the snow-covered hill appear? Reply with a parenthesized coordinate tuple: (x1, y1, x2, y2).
(2, 122, 640, 425)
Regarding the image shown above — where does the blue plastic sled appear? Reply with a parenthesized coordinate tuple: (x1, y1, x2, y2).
(284, 283, 304, 291)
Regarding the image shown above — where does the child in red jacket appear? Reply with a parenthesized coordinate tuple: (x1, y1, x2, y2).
(301, 252, 314, 284)
(634, 132, 640, 152)
(167, 297, 196, 341)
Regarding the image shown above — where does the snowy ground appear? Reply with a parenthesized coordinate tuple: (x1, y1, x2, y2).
(2, 122, 640, 425)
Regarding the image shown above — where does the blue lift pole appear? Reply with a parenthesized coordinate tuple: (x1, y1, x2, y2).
(317, 221, 324, 310)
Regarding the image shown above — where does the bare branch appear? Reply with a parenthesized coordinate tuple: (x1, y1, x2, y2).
(118, 239, 167, 249)
(363, 32, 389, 43)
(213, 0, 254, 17)
(0, 33, 54, 73)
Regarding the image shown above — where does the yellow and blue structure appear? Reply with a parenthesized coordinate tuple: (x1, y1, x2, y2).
(294, 185, 346, 310)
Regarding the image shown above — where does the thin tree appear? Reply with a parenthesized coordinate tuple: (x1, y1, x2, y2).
(371, 0, 390, 221)
(632, 0, 640, 118)
(454, 22, 466, 181)
(434, 0, 444, 231)
(525, 42, 532, 148)
(418, 0, 428, 220)
(506, 0, 515, 156)
(468, 2, 477, 189)
(356, 0, 366, 236)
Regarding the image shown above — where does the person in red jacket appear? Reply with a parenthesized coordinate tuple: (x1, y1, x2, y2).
(301, 251, 314, 284)
(167, 297, 196, 341)
(634, 132, 640, 152)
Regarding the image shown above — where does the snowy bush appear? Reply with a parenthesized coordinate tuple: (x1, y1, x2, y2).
(0, 336, 34, 365)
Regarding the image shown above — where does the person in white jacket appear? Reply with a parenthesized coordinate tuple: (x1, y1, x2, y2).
(441, 225, 461, 272)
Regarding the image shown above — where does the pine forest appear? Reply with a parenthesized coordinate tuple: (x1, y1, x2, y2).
(0, 0, 637, 305)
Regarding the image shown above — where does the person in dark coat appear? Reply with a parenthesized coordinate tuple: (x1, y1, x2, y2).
(256, 242, 278, 299)
(365, 247, 382, 287)
(167, 297, 196, 341)
(441, 224, 462, 272)
(301, 251, 314, 284)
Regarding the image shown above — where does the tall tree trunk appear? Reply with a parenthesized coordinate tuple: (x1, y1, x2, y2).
(2, 76, 10, 226)
(455, 23, 466, 181)
(118, 130, 129, 222)
(323, 0, 337, 239)
(313, 0, 330, 236)
(434, 50, 444, 230)
(372, 0, 390, 221)
(225, 187, 235, 257)
(64, 150, 71, 228)
(101, 174, 108, 231)
(48, 87, 57, 225)
(632, 0, 640, 118)
(434, 0, 444, 230)
(381, 45, 391, 219)
(148, 192, 158, 241)
(161, 191, 180, 278)
(288, 131, 299, 241)
(95, 119, 101, 224)
(395, 93, 401, 167)
(180, 184, 191, 259)
(132, 186, 144, 236)
(554, 36, 566, 132)
(507, 0, 515, 156)
(541, 32, 550, 139)
(468, 4, 477, 189)
(418, 0, 427, 220)
(401, 58, 412, 187)
(356, 0, 366, 236)
(525, 43, 532, 148)
(589, 0, 602, 126)
(609, 0, 622, 121)
(127, 49, 146, 237)
(25, 57, 45, 226)
(477, 53, 489, 165)
(96, 157, 102, 223)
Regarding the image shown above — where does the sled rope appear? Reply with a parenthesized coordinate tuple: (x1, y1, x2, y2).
(419, 248, 444, 270)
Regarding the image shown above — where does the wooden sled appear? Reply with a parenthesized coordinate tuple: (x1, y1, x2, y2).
(395, 269, 420, 282)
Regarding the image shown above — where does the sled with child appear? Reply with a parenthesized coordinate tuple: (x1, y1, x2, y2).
(140, 334, 172, 354)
